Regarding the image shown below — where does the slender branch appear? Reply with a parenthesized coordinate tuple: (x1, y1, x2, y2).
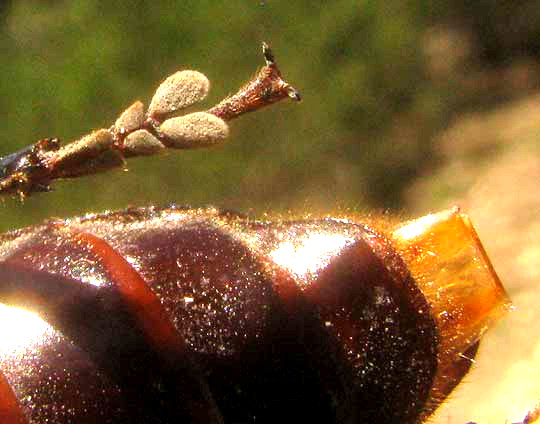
(207, 42, 301, 121)
(0, 43, 300, 199)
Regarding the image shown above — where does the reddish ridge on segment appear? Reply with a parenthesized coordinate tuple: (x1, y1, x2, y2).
(71, 231, 186, 354)
(0, 371, 26, 424)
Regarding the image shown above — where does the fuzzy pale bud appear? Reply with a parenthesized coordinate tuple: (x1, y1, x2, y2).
(148, 71, 210, 120)
(124, 130, 166, 156)
(114, 101, 145, 134)
(159, 112, 229, 148)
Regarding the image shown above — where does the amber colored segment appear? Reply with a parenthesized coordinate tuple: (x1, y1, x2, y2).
(392, 207, 511, 358)
(393, 208, 511, 418)
(0, 371, 27, 424)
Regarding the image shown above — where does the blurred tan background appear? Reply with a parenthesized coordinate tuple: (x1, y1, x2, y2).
(1, 1, 540, 422)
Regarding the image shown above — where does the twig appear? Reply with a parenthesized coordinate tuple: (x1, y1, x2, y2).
(0, 43, 300, 199)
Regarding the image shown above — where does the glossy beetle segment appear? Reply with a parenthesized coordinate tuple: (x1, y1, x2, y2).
(0, 304, 137, 424)
(232, 217, 439, 421)
(0, 206, 508, 423)
(302, 231, 438, 421)
(0, 224, 222, 423)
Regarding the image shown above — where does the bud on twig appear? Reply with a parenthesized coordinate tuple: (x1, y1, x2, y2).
(148, 71, 210, 120)
(124, 130, 165, 157)
(159, 112, 229, 148)
(114, 101, 145, 135)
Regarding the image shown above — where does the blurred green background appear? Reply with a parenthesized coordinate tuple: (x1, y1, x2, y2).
(2, 1, 540, 422)
(1, 0, 533, 227)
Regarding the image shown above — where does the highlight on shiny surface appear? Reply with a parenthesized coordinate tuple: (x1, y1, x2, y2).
(0, 304, 53, 357)
(269, 231, 352, 281)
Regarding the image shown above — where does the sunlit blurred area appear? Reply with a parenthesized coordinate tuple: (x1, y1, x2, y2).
(1, 1, 540, 422)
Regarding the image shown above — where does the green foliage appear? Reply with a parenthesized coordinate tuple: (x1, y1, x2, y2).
(0, 1, 532, 229)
